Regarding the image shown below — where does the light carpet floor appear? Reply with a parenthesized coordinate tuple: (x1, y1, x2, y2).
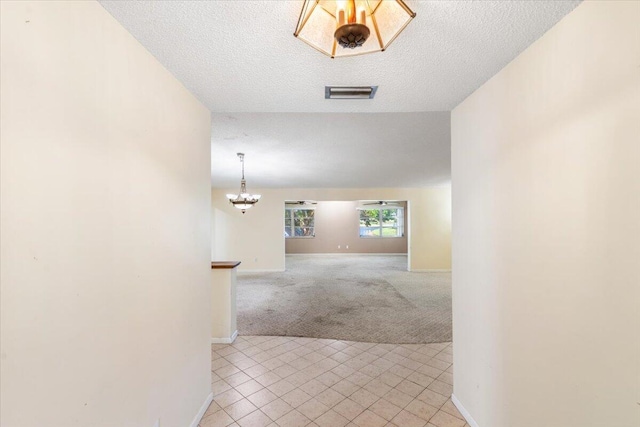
(237, 255, 452, 344)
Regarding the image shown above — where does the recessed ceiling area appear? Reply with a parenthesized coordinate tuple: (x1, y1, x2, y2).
(98, 0, 580, 188)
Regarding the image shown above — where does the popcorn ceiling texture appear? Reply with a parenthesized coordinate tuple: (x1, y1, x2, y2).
(99, 1, 579, 187)
(99, 0, 580, 113)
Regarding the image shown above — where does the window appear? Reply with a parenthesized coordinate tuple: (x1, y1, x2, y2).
(359, 208, 404, 238)
(285, 208, 315, 238)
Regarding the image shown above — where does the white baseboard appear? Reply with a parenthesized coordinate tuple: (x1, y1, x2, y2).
(451, 394, 480, 427)
(211, 330, 237, 344)
(286, 253, 407, 256)
(189, 392, 213, 427)
(409, 269, 452, 272)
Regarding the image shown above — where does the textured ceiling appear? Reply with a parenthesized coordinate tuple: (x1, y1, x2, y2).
(99, 0, 580, 188)
(211, 112, 450, 188)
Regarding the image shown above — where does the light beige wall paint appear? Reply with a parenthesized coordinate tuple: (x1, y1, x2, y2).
(451, 2, 640, 426)
(1, 2, 212, 427)
(212, 187, 450, 271)
(285, 201, 408, 254)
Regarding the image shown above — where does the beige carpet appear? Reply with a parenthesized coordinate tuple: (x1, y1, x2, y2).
(237, 255, 451, 344)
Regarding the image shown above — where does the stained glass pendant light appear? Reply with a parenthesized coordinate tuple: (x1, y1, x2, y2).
(226, 153, 261, 214)
(294, 0, 416, 58)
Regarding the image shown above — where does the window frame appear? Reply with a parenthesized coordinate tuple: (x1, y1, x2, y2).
(358, 206, 405, 238)
(284, 207, 316, 238)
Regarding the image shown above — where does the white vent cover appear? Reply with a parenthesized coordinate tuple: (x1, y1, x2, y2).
(325, 86, 378, 99)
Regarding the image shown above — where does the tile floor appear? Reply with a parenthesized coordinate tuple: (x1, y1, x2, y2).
(200, 336, 468, 427)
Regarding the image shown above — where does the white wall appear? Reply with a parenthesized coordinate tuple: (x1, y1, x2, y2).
(451, 2, 640, 426)
(1, 2, 212, 427)
(211, 187, 451, 271)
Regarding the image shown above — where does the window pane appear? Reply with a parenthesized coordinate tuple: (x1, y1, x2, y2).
(359, 207, 404, 238)
(286, 208, 315, 238)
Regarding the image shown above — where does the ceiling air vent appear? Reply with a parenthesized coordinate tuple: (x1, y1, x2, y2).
(325, 86, 378, 99)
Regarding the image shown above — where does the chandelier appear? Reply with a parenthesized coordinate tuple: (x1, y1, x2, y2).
(294, 0, 416, 58)
(226, 153, 261, 214)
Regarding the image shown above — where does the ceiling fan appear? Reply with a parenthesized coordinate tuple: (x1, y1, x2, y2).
(362, 201, 400, 206)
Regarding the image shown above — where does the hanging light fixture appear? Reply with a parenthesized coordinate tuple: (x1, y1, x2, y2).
(294, 0, 416, 58)
(226, 153, 261, 214)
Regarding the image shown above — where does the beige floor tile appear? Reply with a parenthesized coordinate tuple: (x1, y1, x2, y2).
(281, 389, 313, 408)
(427, 380, 453, 397)
(349, 388, 379, 408)
(296, 398, 329, 421)
(333, 398, 366, 421)
(428, 410, 466, 427)
(362, 379, 392, 397)
(255, 372, 282, 388)
(315, 388, 345, 408)
(383, 388, 413, 408)
(346, 372, 373, 387)
(396, 379, 426, 397)
(227, 372, 252, 388)
(331, 364, 356, 378)
(388, 364, 414, 379)
(351, 409, 387, 427)
(379, 372, 403, 388)
(405, 399, 438, 421)
(439, 400, 464, 420)
(245, 364, 271, 379)
(416, 389, 448, 408)
(315, 409, 349, 427)
(358, 364, 385, 378)
(210, 338, 455, 427)
(369, 398, 402, 421)
(298, 379, 328, 397)
(268, 379, 296, 397)
(275, 409, 311, 427)
(437, 372, 454, 386)
(424, 358, 451, 371)
(234, 358, 259, 371)
(261, 398, 294, 421)
(212, 358, 232, 371)
(417, 364, 444, 379)
(237, 410, 272, 427)
(225, 399, 258, 421)
(217, 365, 243, 379)
(199, 409, 235, 427)
(332, 379, 360, 397)
(261, 357, 285, 371)
(391, 410, 428, 427)
(433, 352, 453, 364)
(407, 372, 436, 388)
(202, 401, 222, 418)
(247, 389, 278, 408)
(213, 380, 233, 396)
(273, 364, 298, 379)
(216, 389, 245, 408)
(236, 380, 264, 397)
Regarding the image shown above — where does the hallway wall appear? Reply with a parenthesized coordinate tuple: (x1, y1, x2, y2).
(211, 187, 451, 272)
(1, 2, 212, 426)
(451, 1, 640, 426)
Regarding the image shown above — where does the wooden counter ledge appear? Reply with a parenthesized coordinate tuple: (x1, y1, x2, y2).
(211, 261, 241, 269)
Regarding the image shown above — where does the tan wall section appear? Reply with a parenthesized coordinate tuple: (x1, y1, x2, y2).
(451, 2, 640, 426)
(211, 187, 451, 271)
(1, 2, 212, 427)
(285, 201, 408, 254)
